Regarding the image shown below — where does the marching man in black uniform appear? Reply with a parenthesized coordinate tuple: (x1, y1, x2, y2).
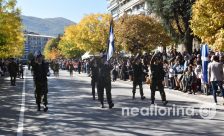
(96, 19, 115, 109)
(97, 56, 114, 109)
(19, 62, 24, 79)
(90, 58, 99, 100)
(8, 58, 18, 86)
(33, 52, 50, 112)
(132, 56, 146, 100)
(150, 52, 168, 105)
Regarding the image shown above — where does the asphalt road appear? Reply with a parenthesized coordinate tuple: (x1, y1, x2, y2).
(1, 68, 224, 136)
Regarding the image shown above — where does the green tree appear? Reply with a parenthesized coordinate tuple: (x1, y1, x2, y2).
(147, 0, 195, 53)
(59, 40, 84, 59)
(27, 52, 34, 61)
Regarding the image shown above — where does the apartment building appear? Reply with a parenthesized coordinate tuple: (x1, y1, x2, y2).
(23, 31, 55, 60)
(107, 0, 151, 19)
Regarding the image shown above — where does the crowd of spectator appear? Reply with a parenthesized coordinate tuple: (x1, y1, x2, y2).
(77, 49, 224, 98)
(1, 48, 224, 99)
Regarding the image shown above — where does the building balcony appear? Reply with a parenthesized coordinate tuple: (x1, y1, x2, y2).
(107, 0, 119, 11)
(119, 0, 144, 12)
(132, 8, 146, 15)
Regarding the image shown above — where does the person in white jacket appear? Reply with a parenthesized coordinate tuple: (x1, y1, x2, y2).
(208, 55, 224, 105)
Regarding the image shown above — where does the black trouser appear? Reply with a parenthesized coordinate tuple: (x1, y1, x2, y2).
(211, 81, 224, 103)
(78, 68, 81, 74)
(35, 81, 48, 105)
(91, 79, 98, 99)
(20, 71, 23, 78)
(98, 81, 112, 105)
(70, 70, 73, 76)
(168, 77, 175, 89)
(10, 76, 16, 85)
(132, 80, 144, 97)
(150, 80, 166, 102)
(112, 73, 117, 81)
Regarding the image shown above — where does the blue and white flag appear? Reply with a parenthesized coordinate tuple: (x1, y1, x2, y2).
(201, 44, 209, 83)
(107, 20, 115, 61)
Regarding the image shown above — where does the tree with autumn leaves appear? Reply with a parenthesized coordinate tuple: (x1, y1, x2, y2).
(58, 25, 85, 59)
(59, 14, 111, 56)
(43, 36, 61, 60)
(44, 24, 86, 60)
(60, 14, 172, 56)
(191, 0, 224, 51)
(115, 15, 172, 54)
(0, 0, 24, 58)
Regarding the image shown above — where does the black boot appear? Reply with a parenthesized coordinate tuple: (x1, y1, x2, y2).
(101, 102, 104, 108)
(132, 93, 135, 99)
(109, 103, 114, 109)
(151, 101, 155, 105)
(141, 96, 146, 100)
(163, 101, 168, 106)
(43, 105, 48, 112)
(37, 104, 41, 111)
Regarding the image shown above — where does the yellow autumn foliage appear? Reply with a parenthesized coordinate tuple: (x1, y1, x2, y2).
(60, 14, 112, 54)
(0, 0, 24, 58)
(44, 37, 61, 60)
(115, 15, 172, 54)
(61, 14, 172, 56)
(59, 25, 85, 58)
(191, 0, 224, 51)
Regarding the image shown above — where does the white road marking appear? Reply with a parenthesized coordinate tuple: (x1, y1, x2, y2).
(17, 69, 26, 136)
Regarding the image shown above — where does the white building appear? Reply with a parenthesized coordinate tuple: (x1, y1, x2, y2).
(107, 0, 151, 19)
(23, 32, 55, 60)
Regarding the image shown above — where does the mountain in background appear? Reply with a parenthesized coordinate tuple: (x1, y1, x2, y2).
(21, 15, 75, 36)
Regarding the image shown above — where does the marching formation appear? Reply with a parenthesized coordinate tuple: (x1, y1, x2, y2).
(48, 47, 224, 108)
(89, 52, 168, 108)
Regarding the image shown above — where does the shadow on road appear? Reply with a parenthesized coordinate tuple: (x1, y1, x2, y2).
(22, 73, 224, 136)
(0, 76, 25, 135)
